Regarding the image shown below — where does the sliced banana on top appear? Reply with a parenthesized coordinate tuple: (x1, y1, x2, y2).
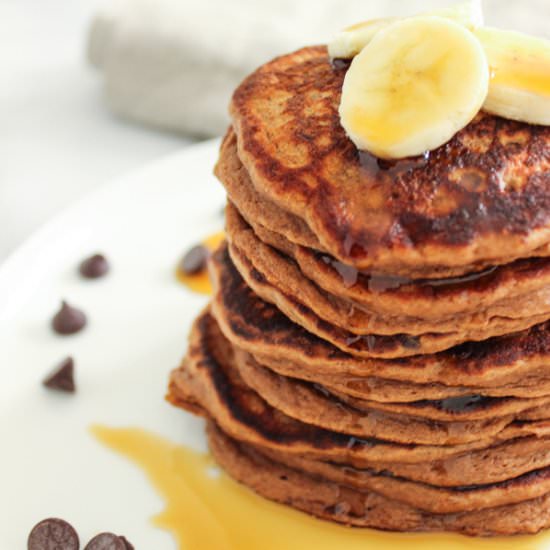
(329, 0, 483, 60)
(339, 16, 489, 159)
(431, 0, 484, 29)
(329, 18, 398, 61)
(476, 27, 550, 126)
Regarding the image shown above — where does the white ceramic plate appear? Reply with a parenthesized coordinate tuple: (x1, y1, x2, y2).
(0, 139, 224, 547)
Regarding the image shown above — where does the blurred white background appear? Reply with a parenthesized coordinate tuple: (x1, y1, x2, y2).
(1, 0, 549, 263)
(1, 0, 184, 263)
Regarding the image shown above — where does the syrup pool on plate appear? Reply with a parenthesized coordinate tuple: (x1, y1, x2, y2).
(176, 232, 225, 295)
(92, 425, 550, 550)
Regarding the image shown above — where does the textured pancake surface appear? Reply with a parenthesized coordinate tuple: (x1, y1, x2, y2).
(216, 129, 323, 251)
(229, 47, 550, 276)
(236, 351, 550, 424)
(207, 423, 550, 535)
(210, 244, 550, 386)
(226, 201, 550, 339)
(169, 308, 550, 465)
(172, 40, 550, 537)
(218, 128, 550, 280)
(169, 307, 550, 534)
(228, 240, 550, 357)
(223, 193, 550, 320)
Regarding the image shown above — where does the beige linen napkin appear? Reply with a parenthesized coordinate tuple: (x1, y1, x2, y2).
(88, 0, 547, 138)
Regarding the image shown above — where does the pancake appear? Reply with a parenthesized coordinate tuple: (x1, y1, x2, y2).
(243, 351, 550, 403)
(175, 314, 550, 496)
(225, 201, 550, 339)
(169, 308, 550, 466)
(232, 349, 515, 446)
(208, 423, 550, 535)
(222, 181, 550, 323)
(215, 129, 322, 251)
(169, 34, 550, 536)
(361, 435, 550, 488)
(229, 46, 550, 277)
(235, 350, 550, 423)
(219, 127, 550, 293)
(229, 240, 550, 358)
(254, 440, 550, 515)
(329, 387, 550, 420)
(170, 307, 550, 513)
(210, 244, 550, 389)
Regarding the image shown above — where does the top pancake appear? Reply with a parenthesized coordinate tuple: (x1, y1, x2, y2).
(230, 46, 550, 276)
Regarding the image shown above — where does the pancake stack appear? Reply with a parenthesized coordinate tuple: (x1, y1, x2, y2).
(168, 46, 550, 536)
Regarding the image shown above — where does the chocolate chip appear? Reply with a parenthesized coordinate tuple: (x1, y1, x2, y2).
(84, 533, 127, 550)
(43, 357, 75, 393)
(179, 245, 209, 275)
(119, 537, 134, 550)
(79, 254, 110, 279)
(52, 301, 87, 335)
(27, 518, 79, 550)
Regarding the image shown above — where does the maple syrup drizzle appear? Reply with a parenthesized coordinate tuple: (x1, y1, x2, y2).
(92, 425, 550, 550)
(320, 253, 499, 293)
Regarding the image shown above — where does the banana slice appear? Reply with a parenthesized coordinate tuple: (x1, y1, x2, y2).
(339, 16, 489, 159)
(431, 0, 483, 28)
(329, 18, 398, 60)
(475, 27, 550, 126)
(329, 0, 483, 60)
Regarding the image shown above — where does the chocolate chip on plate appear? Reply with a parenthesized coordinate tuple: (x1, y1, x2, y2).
(118, 536, 134, 550)
(84, 532, 128, 550)
(79, 254, 110, 279)
(43, 357, 76, 393)
(179, 245, 209, 275)
(51, 301, 87, 335)
(27, 518, 79, 550)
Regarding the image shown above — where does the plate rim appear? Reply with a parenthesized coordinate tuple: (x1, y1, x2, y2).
(0, 138, 221, 311)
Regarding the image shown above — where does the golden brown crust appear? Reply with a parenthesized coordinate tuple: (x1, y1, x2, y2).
(171, 43, 550, 536)
(208, 423, 550, 534)
(171, 307, 550, 464)
(225, 201, 550, 338)
(236, 351, 550, 423)
(227, 240, 550, 358)
(169, 307, 550, 534)
(209, 244, 550, 388)
(230, 46, 550, 275)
